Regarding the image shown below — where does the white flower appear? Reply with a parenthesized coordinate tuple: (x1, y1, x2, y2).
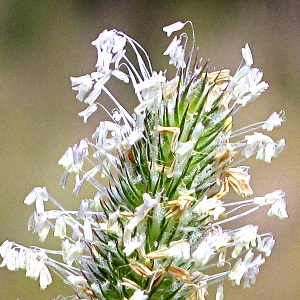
(0, 247, 18, 271)
(122, 129, 144, 150)
(163, 36, 181, 56)
(111, 35, 127, 54)
(28, 211, 50, 242)
(256, 140, 276, 162)
(247, 68, 269, 99)
(54, 217, 67, 239)
(92, 120, 141, 159)
(26, 249, 52, 289)
(262, 111, 285, 131)
(231, 225, 258, 258)
(98, 210, 120, 234)
(24, 187, 49, 214)
(93, 121, 121, 152)
(192, 238, 215, 266)
(192, 228, 229, 265)
(242, 132, 284, 163)
(274, 138, 285, 157)
(253, 190, 284, 206)
(78, 199, 90, 217)
(163, 36, 186, 68)
(1, 245, 53, 290)
(193, 196, 225, 220)
(112, 108, 122, 122)
(61, 240, 83, 265)
(231, 65, 250, 86)
(99, 221, 120, 235)
(234, 68, 268, 106)
(267, 195, 288, 219)
(82, 74, 111, 105)
(0, 240, 13, 258)
(58, 139, 89, 173)
(91, 29, 126, 74)
(243, 132, 270, 158)
(163, 21, 186, 37)
(91, 29, 115, 48)
(172, 122, 204, 174)
(253, 190, 288, 219)
(9, 248, 20, 271)
(0, 244, 26, 272)
(73, 165, 102, 193)
(95, 50, 112, 74)
(70, 74, 93, 101)
(241, 254, 265, 288)
(229, 250, 265, 287)
(257, 235, 275, 256)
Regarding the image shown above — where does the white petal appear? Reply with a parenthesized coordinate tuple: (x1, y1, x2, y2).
(66, 275, 87, 285)
(91, 29, 112, 47)
(112, 35, 126, 53)
(163, 36, 181, 55)
(18, 248, 26, 269)
(0, 240, 13, 257)
(24, 187, 48, 206)
(216, 284, 224, 300)
(242, 43, 253, 66)
(191, 122, 204, 141)
(163, 21, 186, 37)
(268, 198, 288, 219)
(84, 219, 93, 241)
(6, 248, 18, 271)
(39, 264, 52, 290)
(262, 111, 285, 131)
(78, 103, 98, 123)
(70, 75, 93, 102)
(54, 217, 66, 239)
(123, 237, 142, 256)
(112, 69, 129, 83)
(58, 147, 74, 170)
(274, 139, 285, 157)
(38, 223, 50, 242)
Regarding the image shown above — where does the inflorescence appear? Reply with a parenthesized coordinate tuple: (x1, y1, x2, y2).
(0, 21, 287, 300)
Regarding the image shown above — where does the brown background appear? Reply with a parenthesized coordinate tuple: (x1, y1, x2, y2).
(0, 1, 299, 299)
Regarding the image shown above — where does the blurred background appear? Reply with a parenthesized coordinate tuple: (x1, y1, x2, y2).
(0, 1, 299, 299)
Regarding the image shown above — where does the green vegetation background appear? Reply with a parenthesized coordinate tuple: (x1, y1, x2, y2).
(0, 1, 299, 299)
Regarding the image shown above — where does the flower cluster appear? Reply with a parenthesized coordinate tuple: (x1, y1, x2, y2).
(0, 21, 287, 299)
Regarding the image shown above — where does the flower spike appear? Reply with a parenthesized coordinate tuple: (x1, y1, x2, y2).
(0, 21, 286, 300)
